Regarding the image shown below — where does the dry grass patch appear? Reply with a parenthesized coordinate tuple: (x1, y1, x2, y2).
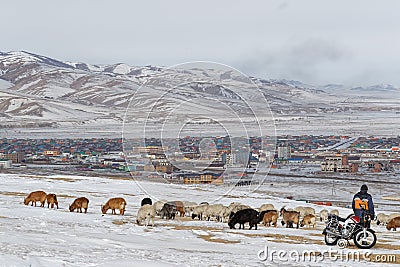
(0, 191, 26, 197)
(112, 220, 129, 226)
(241, 232, 325, 245)
(49, 177, 82, 182)
(197, 234, 241, 244)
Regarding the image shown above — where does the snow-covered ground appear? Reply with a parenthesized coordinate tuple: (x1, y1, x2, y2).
(0, 173, 398, 266)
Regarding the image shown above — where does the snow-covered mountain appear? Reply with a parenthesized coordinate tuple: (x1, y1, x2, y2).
(0, 51, 399, 137)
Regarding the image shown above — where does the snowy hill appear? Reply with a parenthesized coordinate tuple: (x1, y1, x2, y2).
(0, 51, 399, 138)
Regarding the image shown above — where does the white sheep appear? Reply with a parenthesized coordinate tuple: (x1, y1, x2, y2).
(191, 204, 209, 220)
(388, 213, 400, 220)
(154, 200, 167, 216)
(182, 201, 198, 216)
(294, 206, 316, 218)
(376, 213, 390, 226)
(258, 203, 276, 212)
(330, 209, 339, 216)
(319, 209, 329, 221)
(218, 206, 232, 223)
(203, 204, 226, 221)
(136, 204, 156, 227)
(228, 202, 251, 213)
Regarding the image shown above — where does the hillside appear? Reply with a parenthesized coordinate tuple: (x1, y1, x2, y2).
(0, 51, 399, 138)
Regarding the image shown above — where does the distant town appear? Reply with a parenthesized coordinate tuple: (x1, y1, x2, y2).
(1, 135, 399, 185)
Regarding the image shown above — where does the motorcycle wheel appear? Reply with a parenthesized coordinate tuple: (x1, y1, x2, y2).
(353, 229, 377, 249)
(324, 233, 339, 246)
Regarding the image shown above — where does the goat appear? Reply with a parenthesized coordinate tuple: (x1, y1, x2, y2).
(280, 207, 300, 228)
(46, 193, 59, 209)
(168, 201, 185, 217)
(262, 210, 279, 227)
(300, 214, 316, 228)
(24, 191, 46, 207)
(69, 197, 89, 213)
(136, 204, 156, 226)
(159, 203, 177, 219)
(386, 216, 400, 231)
(101, 198, 126, 215)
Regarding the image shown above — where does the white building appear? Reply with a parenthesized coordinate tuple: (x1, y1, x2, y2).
(0, 159, 12, 169)
(277, 144, 290, 159)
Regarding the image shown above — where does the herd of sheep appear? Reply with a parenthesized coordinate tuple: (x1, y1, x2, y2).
(23, 190, 400, 231)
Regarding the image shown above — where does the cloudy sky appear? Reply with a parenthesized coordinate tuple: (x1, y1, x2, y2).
(3, 0, 400, 86)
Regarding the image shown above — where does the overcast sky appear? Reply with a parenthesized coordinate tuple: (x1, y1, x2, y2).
(2, 0, 400, 87)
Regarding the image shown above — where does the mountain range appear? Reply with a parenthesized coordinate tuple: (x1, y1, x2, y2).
(0, 51, 399, 138)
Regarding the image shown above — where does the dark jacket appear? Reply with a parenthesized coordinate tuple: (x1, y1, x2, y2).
(352, 191, 374, 218)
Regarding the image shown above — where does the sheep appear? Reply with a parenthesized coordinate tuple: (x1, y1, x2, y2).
(154, 200, 167, 215)
(182, 201, 197, 216)
(228, 202, 251, 213)
(141, 197, 152, 206)
(259, 204, 276, 212)
(46, 193, 59, 209)
(191, 204, 209, 220)
(101, 197, 126, 215)
(376, 213, 390, 226)
(24, 191, 47, 207)
(69, 197, 89, 213)
(294, 206, 315, 218)
(388, 213, 400, 220)
(330, 209, 339, 216)
(262, 210, 279, 227)
(386, 216, 400, 231)
(319, 209, 329, 222)
(218, 206, 232, 223)
(182, 201, 197, 207)
(136, 204, 156, 226)
(203, 204, 226, 221)
(300, 214, 316, 228)
(280, 207, 300, 229)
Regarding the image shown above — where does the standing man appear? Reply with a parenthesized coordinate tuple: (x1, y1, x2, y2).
(352, 184, 375, 220)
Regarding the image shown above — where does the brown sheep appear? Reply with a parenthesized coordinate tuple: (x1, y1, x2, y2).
(386, 216, 400, 231)
(69, 197, 89, 213)
(101, 197, 126, 215)
(24, 191, 47, 207)
(46, 193, 59, 209)
(300, 214, 316, 228)
(280, 207, 300, 229)
(262, 210, 278, 227)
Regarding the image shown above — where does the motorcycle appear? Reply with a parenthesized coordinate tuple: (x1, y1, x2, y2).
(322, 211, 377, 249)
